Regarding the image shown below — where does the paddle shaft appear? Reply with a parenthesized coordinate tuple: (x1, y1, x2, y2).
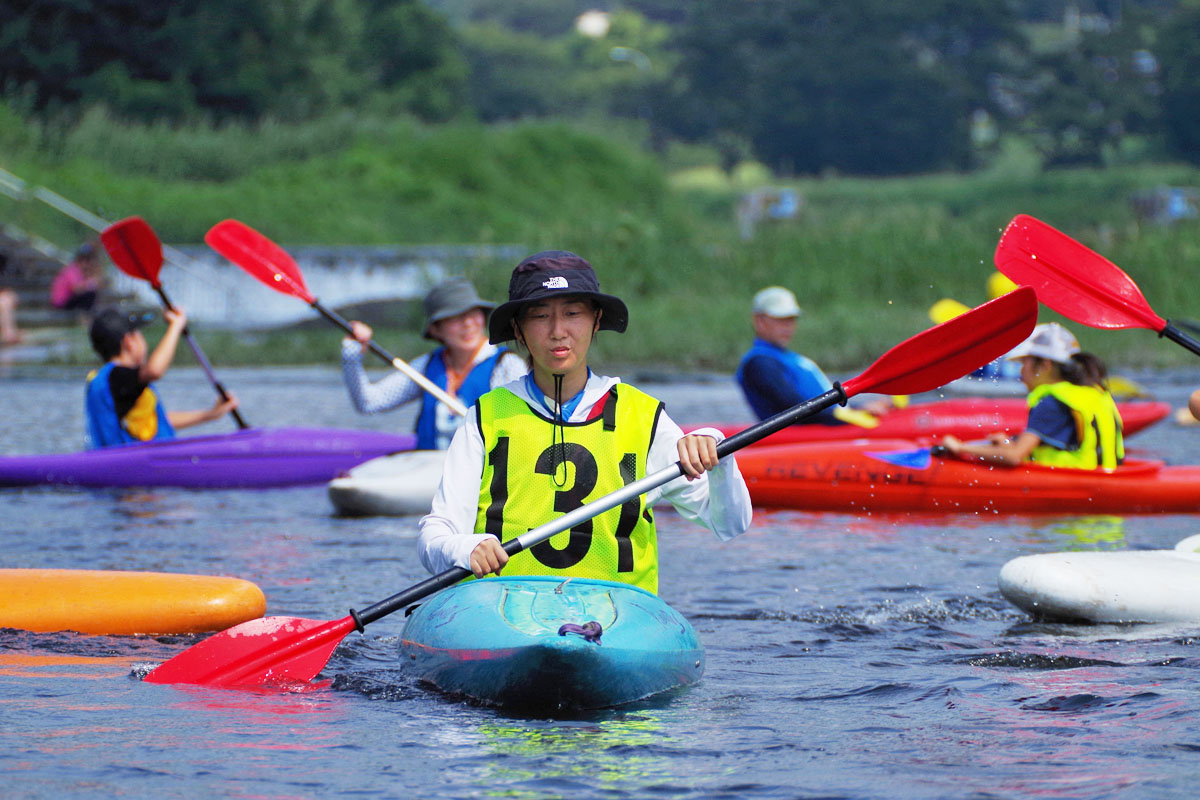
(349, 383, 848, 627)
(1161, 322, 1200, 358)
(149, 285, 249, 429)
(311, 300, 469, 416)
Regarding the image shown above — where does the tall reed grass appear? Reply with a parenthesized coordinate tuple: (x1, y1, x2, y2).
(5, 105, 1200, 371)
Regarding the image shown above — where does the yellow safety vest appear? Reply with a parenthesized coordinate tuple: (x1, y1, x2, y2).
(1027, 381, 1124, 470)
(475, 383, 662, 593)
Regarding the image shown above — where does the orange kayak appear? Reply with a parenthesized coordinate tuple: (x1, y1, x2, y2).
(0, 569, 266, 635)
(738, 438, 1200, 513)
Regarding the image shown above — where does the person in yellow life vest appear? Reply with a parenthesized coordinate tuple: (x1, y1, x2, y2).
(84, 307, 239, 448)
(940, 322, 1124, 469)
(417, 251, 753, 594)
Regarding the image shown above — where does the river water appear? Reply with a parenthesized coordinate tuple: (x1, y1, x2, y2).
(3, 364, 1200, 799)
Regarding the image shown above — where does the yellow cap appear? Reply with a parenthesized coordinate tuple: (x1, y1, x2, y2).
(987, 271, 1019, 300)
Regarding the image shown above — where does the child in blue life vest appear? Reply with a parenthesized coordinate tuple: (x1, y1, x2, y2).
(417, 251, 753, 594)
(736, 285, 890, 425)
(84, 307, 239, 448)
(940, 322, 1124, 470)
(341, 277, 526, 450)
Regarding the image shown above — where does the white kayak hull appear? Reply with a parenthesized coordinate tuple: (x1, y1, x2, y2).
(999, 535, 1200, 623)
(327, 449, 446, 517)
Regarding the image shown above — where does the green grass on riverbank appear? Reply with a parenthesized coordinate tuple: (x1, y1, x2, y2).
(5, 108, 1200, 372)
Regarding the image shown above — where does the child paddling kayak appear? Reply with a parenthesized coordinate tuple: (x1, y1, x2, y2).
(940, 322, 1124, 469)
(84, 307, 239, 448)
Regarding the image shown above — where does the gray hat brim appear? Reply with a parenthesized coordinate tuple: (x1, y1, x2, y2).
(422, 300, 496, 340)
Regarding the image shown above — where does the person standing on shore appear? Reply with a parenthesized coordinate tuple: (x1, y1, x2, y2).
(50, 242, 105, 315)
(0, 287, 21, 345)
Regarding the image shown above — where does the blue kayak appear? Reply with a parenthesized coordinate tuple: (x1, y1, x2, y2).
(400, 576, 704, 712)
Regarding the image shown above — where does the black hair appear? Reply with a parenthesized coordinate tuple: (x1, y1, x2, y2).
(1053, 352, 1109, 389)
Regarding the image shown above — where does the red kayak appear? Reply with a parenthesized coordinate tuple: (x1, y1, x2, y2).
(693, 397, 1168, 447)
(737, 438, 1200, 514)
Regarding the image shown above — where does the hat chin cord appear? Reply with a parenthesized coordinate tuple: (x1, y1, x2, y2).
(551, 372, 567, 488)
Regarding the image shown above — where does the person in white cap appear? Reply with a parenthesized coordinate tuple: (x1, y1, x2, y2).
(940, 322, 1124, 469)
(736, 286, 887, 424)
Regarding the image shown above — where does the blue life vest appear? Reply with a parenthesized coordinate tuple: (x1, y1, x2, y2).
(84, 362, 176, 449)
(416, 347, 508, 450)
(735, 339, 834, 421)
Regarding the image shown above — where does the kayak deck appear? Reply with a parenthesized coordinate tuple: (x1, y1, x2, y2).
(999, 543, 1200, 623)
(327, 449, 446, 516)
(400, 576, 704, 712)
(0, 427, 415, 489)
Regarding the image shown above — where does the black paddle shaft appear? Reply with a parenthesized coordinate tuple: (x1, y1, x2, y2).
(1162, 322, 1200, 359)
(153, 286, 249, 429)
(312, 301, 403, 368)
(347, 383, 850, 630)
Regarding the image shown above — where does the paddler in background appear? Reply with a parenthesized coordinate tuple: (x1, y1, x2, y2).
(417, 251, 752, 592)
(736, 285, 890, 425)
(84, 307, 239, 448)
(341, 277, 526, 450)
(940, 322, 1124, 468)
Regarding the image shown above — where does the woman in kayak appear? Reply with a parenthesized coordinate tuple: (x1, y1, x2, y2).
(418, 251, 752, 593)
(940, 322, 1123, 469)
(341, 277, 526, 450)
(84, 307, 239, 448)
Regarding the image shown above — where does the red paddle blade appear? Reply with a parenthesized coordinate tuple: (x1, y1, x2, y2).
(101, 216, 164, 286)
(205, 219, 314, 304)
(843, 286, 1038, 398)
(994, 214, 1167, 332)
(144, 615, 356, 688)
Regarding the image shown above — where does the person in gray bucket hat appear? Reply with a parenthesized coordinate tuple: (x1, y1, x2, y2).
(341, 277, 526, 450)
(416, 250, 752, 591)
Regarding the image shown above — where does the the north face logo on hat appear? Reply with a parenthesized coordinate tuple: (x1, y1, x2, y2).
(542, 276, 569, 289)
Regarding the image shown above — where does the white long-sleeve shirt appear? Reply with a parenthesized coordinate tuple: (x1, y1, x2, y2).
(340, 339, 526, 414)
(418, 372, 753, 575)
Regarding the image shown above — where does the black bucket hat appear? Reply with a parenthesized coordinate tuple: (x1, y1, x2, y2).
(488, 251, 629, 344)
(422, 277, 495, 340)
(89, 307, 156, 359)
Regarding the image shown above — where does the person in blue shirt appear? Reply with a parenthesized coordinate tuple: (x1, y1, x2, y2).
(736, 286, 887, 424)
(84, 307, 239, 448)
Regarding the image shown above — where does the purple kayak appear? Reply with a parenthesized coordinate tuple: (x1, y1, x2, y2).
(0, 427, 416, 489)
